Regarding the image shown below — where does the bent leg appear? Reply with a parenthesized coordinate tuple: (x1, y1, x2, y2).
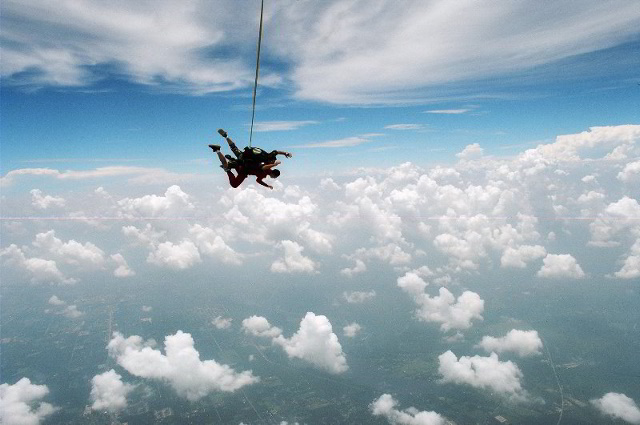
(226, 171, 247, 188)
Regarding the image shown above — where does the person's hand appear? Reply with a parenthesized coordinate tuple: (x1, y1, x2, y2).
(268, 185, 274, 190)
(284, 152, 292, 158)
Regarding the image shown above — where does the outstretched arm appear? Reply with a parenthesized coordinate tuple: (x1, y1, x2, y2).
(256, 177, 273, 190)
(261, 160, 281, 171)
(274, 150, 292, 158)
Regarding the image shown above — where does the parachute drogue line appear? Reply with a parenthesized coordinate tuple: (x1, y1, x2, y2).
(249, 0, 265, 148)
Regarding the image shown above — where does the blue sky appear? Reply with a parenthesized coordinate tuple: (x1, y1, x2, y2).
(2, 2, 640, 422)
(2, 0, 639, 179)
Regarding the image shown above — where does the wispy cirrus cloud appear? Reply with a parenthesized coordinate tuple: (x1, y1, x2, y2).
(3, 1, 638, 103)
(424, 109, 471, 115)
(253, 121, 318, 132)
(1, 166, 196, 186)
(0, 0, 260, 93)
(290, 133, 384, 149)
(384, 124, 426, 130)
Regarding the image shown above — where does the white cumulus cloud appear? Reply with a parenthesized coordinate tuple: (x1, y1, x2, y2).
(343, 323, 362, 338)
(107, 330, 259, 401)
(370, 394, 448, 425)
(111, 253, 135, 277)
(0, 377, 57, 425)
(212, 316, 232, 330)
(476, 329, 543, 357)
(117, 185, 194, 218)
(537, 254, 585, 279)
(270, 240, 317, 274)
(242, 315, 284, 339)
(48, 295, 65, 306)
(33, 230, 105, 268)
(398, 276, 484, 332)
(189, 224, 242, 265)
(1, 244, 76, 285)
(62, 305, 84, 319)
(243, 312, 348, 374)
(501, 245, 547, 268)
(591, 392, 640, 424)
(90, 370, 134, 413)
(30, 189, 65, 209)
(147, 240, 201, 270)
(343, 290, 376, 304)
(617, 160, 640, 182)
(438, 351, 528, 401)
(456, 143, 484, 161)
(614, 239, 640, 279)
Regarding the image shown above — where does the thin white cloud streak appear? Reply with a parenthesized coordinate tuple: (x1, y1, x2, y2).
(424, 109, 470, 115)
(384, 124, 425, 130)
(276, 0, 640, 104)
(290, 136, 374, 149)
(253, 121, 318, 132)
(1, 166, 195, 187)
(0, 0, 258, 92)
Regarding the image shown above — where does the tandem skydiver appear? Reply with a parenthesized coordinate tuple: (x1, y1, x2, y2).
(209, 129, 293, 190)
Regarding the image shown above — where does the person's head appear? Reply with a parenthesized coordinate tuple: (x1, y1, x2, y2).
(269, 169, 280, 178)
